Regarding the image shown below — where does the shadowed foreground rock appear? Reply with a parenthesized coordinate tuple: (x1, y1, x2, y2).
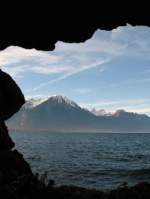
(1, 174, 150, 199)
(0, 69, 25, 121)
(0, 69, 33, 198)
(0, 150, 32, 185)
(0, 3, 150, 51)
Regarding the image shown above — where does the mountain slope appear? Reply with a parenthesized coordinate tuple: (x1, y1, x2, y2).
(7, 96, 98, 132)
(7, 96, 150, 133)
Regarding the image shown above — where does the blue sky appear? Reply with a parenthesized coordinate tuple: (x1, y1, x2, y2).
(1, 25, 150, 115)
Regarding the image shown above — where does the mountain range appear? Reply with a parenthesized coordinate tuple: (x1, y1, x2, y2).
(7, 95, 150, 133)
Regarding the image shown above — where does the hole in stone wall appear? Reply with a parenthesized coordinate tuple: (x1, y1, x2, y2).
(1, 24, 150, 190)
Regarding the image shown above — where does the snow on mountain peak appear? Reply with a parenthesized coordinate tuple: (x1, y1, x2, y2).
(113, 109, 129, 117)
(25, 97, 49, 109)
(47, 95, 79, 108)
(25, 95, 80, 109)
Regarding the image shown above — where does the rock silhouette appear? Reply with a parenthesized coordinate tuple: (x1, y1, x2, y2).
(0, 69, 32, 191)
(0, 122, 15, 150)
(0, 69, 25, 121)
(0, 69, 26, 148)
(0, 69, 25, 150)
(0, 4, 150, 51)
(0, 7, 150, 196)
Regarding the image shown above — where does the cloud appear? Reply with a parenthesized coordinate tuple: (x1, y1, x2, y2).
(1, 24, 150, 95)
(0, 26, 127, 81)
(126, 107, 150, 114)
(111, 24, 150, 57)
(80, 98, 150, 113)
(26, 59, 109, 92)
(0, 46, 60, 65)
(0, 46, 62, 77)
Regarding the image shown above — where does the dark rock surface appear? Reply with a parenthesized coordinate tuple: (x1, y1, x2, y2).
(0, 3, 150, 51)
(0, 69, 25, 151)
(0, 69, 25, 121)
(0, 177, 150, 199)
(0, 122, 15, 150)
(0, 150, 32, 185)
(0, 9, 150, 197)
(0, 69, 33, 198)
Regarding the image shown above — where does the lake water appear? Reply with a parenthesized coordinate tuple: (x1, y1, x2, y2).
(11, 132, 150, 190)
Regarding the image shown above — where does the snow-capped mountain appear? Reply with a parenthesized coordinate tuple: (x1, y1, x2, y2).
(7, 96, 150, 133)
(91, 108, 112, 116)
(7, 96, 97, 132)
(24, 95, 79, 109)
(24, 97, 49, 109)
(42, 95, 80, 109)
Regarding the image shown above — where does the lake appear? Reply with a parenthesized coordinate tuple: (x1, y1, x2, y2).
(11, 132, 150, 190)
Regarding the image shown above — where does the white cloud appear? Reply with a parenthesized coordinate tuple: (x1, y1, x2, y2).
(126, 107, 150, 114)
(80, 98, 150, 113)
(0, 46, 59, 65)
(26, 59, 109, 92)
(0, 46, 62, 77)
(55, 37, 126, 56)
(0, 27, 127, 81)
(111, 25, 150, 57)
(29, 65, 74, 75)
(1, 24, 150, 94)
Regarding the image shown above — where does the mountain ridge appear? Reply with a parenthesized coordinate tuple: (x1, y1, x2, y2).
(7, 96, 150, 133)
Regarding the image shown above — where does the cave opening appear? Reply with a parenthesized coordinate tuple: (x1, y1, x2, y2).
(0, 25, 150, 190)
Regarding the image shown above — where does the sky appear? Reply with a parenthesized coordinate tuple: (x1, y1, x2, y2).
(1, 24, 150, 115)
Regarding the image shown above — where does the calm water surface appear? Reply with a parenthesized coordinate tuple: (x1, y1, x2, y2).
(11, 132, 150, 190)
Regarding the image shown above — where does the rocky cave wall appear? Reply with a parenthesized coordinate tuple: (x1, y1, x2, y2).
(0, 5, 150, 51)
(0, 6, 150, 198)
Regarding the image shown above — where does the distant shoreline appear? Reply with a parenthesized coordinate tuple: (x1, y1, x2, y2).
(9, 129, 150, 134)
